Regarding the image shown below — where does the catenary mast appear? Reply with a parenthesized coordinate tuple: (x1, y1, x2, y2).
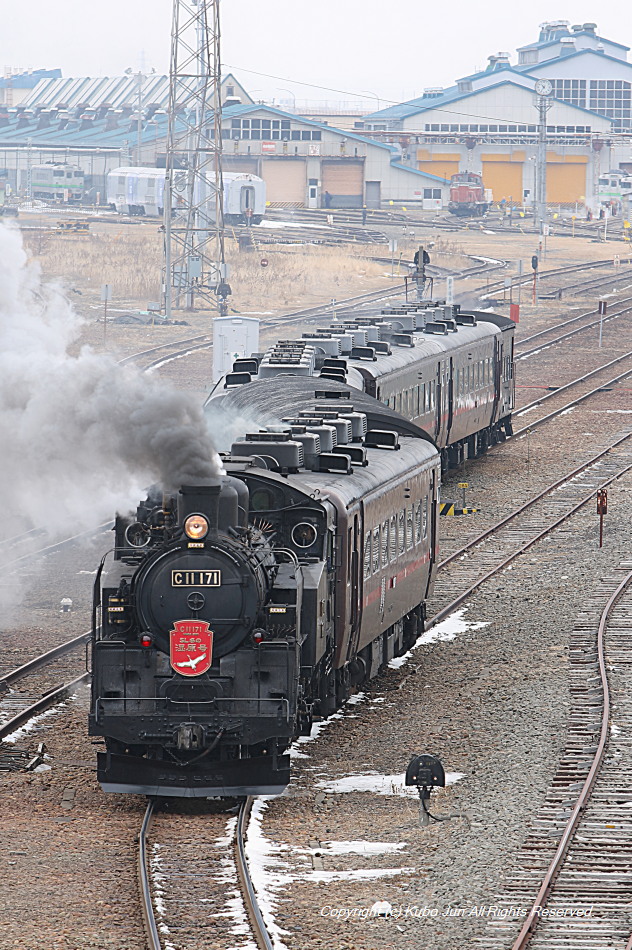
(163, 0, 229, 316)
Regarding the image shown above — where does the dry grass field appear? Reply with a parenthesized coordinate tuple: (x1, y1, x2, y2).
(21, 220, 472, 316)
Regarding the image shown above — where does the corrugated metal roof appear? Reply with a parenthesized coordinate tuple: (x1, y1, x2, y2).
(364, 79, 615, 126)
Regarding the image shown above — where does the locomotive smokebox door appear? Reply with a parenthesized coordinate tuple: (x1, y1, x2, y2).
(405, 754, 445, 788)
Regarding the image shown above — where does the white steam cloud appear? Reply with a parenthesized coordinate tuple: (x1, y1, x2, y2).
(0, 223, 222, 543)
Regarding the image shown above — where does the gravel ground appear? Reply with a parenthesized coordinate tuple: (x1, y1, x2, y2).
(252, 469, 632, 950)
(2, 227, 630, 948)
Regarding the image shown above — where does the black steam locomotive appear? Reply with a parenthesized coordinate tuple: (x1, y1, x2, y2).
(89, 379, 440, 797)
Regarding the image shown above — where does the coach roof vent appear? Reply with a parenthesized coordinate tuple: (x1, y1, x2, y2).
(232, 358, 259, 375)
(364, 430, 400, 450)
(436, 319, 458, 333)
(456, 312, 477, 326)
(316, 453, 352, 475)
(391, 333, 415, 347)
(224, 371, 252, 387)
(319, 368, 347, 382)
(283, 418, 337, 451)
(314, 389, 351, 400)
(350, 345, 377, 361)
(424, 322, 449, 335)
(231, 435, 304, 474)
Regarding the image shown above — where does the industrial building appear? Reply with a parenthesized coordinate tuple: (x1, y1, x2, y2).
(362, 21, 631, 208)
(0, 72, 447, 210)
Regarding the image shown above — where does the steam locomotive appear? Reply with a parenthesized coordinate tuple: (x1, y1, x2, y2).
(90, 379, 440, 796)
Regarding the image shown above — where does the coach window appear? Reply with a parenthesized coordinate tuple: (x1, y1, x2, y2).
(372, 526, 380, 574)
(389, 514, 397, 563)
(407, 508, 414, 548)
(415, 501, 422, 543)
(364, 530, 371, 580)
(422, 496, 428, 539)
(415, 385, 420, 415)
(381, 520, 389, 567)
(398, 509, 405, 555)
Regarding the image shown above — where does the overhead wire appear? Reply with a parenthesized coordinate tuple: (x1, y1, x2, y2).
(225, 64, 592, 127)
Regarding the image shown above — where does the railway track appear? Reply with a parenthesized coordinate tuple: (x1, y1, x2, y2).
(429, 426, 632, 625)
(0, 632, 90, 742)
(477, 563, 632, 950)
(138, 796, 273, 950)
(512, 353, 632, 435)
(515, 295, 632, 354)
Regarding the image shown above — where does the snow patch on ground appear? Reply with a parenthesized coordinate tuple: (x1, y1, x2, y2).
(388, 607, 489, 669)
(315, 771, 465, 797)
(319, 840, 408, 855)
(149, 844, 178, 950)
(245, 799, 420, 949)
(2, 699, 71, 743)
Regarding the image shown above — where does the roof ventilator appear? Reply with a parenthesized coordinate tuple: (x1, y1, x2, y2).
(392, 333, 415, 347)
(364, 430, 400, 450)
(224, 371, 252, 387)
(231, 432, 304, 474)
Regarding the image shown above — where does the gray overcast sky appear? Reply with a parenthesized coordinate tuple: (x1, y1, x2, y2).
(3, 3, 626, 105)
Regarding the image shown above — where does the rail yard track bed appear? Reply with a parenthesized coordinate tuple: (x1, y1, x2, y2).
(0, 690, 147, 950)
(478, 561, 632, 949)
(250, 471, 632, 950)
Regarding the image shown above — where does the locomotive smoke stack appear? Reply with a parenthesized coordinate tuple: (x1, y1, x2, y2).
(179, 480, 222, 539)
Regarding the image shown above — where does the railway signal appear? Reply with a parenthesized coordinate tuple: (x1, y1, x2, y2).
(597, 489, 608, 547)
(531, 255, 538, 304)
(598, 300, 607, 347)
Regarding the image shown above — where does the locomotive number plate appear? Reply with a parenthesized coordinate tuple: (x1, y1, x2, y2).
(171, 570, 221, 587)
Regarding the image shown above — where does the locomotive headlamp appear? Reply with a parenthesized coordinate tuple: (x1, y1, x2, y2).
(140, 634, 153, 648)
(184, 514, 209, 540)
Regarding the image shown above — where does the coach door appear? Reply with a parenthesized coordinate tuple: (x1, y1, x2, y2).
(434, 364, 442, 441)
(446, 357, 454, 441)
(347, 512, 362, 660)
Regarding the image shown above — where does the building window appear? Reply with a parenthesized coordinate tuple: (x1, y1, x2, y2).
(551, 78, 586, 108)
(589, 79, 631, 128)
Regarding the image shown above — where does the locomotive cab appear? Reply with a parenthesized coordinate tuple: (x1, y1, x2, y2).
(90, 474, 323, 797)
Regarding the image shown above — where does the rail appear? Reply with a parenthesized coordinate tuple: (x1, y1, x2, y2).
(510, 568, 632, 949)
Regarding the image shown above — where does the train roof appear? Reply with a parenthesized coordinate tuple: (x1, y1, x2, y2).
(206, 375, 437, 446)
(217, 377, 439, 509)
(342, 310, 512, 381)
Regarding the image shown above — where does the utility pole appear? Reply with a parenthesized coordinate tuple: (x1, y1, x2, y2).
(534, 79, 553, 234)
(163, 0, 228, 317)
(137, 72, 143, 164)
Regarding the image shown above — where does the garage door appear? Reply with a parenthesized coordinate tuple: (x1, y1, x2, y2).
(261, 160, 305, 207)
(321, 161, 364, 208)
(418, 160, 459, 180)
(222, 158, 259, 174)
(547, 163, 587, 203)
(482, 161, 522, 203)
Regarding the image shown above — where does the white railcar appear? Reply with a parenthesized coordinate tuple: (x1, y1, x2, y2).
(106, 167, 265, 223)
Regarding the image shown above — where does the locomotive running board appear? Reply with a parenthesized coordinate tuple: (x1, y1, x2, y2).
(97, 751, 290, 798)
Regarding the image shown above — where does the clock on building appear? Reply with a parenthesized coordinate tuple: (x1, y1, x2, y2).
(535, 79, 553, 97)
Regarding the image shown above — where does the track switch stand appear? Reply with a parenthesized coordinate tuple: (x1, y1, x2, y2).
(405, 753, 446, 827)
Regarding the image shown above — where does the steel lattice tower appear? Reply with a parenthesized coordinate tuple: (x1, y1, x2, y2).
(163, 0, 227, 315)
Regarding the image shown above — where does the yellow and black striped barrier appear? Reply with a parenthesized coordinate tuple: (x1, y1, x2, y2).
(439, 503, 479, 517)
